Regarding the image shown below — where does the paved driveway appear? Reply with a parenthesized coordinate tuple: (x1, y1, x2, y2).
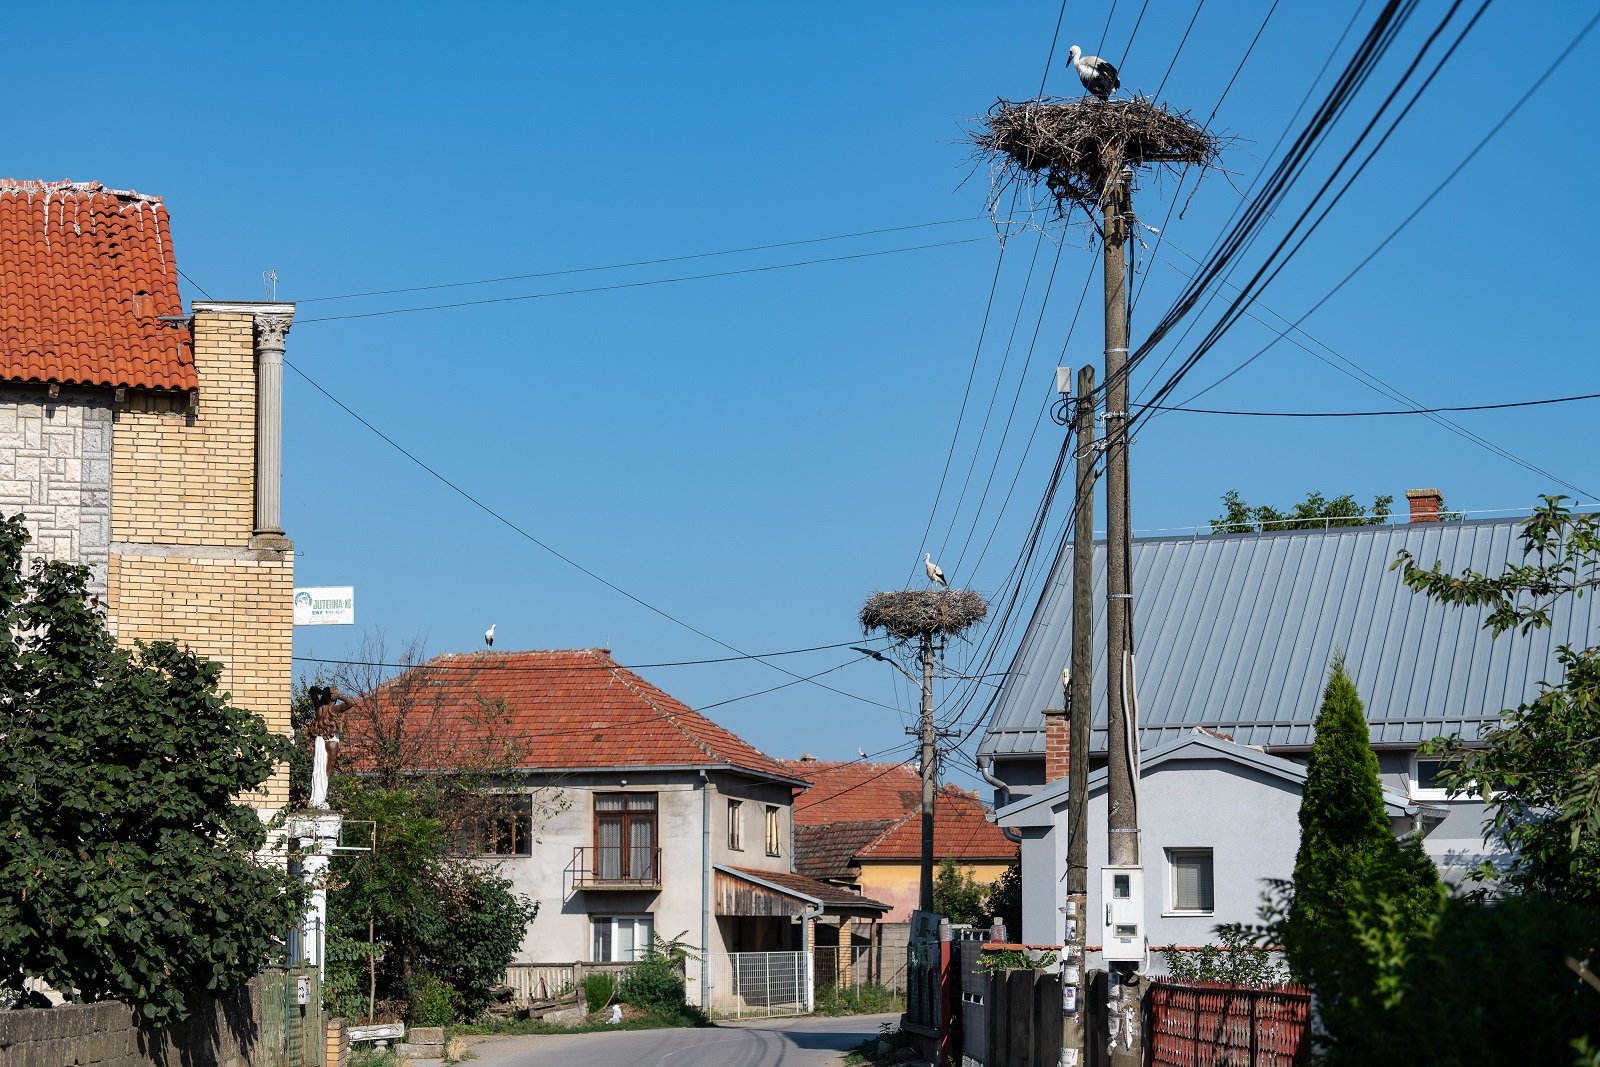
(460, 1012, 901, 1067)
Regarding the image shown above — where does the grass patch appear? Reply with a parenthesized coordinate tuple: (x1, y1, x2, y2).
(813, 983, 905, 1016)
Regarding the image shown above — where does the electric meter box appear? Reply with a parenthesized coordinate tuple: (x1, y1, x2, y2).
(1101, 865, 1145, 962)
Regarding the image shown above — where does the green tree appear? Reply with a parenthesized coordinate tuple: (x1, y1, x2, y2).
(0, 514, 306, 1023)
(933, 857, 988, 925)
(1210, 488, 1395, 534)
(1395, 497, 1600, 904)
(1282, 659, 1441, 1061)
(987, 858, 1022, 938)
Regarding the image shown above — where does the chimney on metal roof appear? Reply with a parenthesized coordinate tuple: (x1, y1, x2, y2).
(1043, 707, 1069, 783)
(1406, 488, 1444, 523)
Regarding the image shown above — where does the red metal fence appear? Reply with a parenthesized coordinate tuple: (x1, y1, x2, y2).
(1149, 979, 1312, 1067)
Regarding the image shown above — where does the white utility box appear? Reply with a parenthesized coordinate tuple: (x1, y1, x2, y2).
(1101, 865, 1145, 962)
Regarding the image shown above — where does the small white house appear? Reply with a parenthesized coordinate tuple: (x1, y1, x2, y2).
(977, 499, 1600, 958)
(992, 729, 1431, 962)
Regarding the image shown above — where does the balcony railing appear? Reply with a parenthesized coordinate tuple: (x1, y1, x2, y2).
(569, 846, 662, 890)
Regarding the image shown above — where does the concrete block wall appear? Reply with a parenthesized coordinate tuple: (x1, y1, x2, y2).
(0, 975, 271, 1067)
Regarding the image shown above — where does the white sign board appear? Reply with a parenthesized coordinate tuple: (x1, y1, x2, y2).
(293, 586, 354, 626)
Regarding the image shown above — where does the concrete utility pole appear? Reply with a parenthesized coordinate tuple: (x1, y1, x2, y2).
(919, 631, 938, 912)
(1062, 363, 1097, 1065)
(1101, 166, 1143, 1067)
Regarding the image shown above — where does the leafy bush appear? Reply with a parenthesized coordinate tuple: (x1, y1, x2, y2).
(933, 858, 988, 925)
(976, 948, 1056, 972)
(1158, 928, 1287, 986)
(0, 515, 306, 1024)
(620, 960, 686, 1015)
(406, 973, 455, 1027)
(584, 971, 618, 1013)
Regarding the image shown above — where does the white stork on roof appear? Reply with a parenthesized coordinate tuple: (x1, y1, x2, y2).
(484, 623, 496, 648)
(924, 553, 949, 588)
(1067, 45, 1120, 99)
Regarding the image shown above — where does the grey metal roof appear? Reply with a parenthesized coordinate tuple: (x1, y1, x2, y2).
(978, 516, 1600, 758)
(991, 729, 1420, 824)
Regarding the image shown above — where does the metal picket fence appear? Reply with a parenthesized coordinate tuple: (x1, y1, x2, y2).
(704, 951, 809, 1019)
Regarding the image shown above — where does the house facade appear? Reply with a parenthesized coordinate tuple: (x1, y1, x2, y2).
(0, 179, 296, 811)
(780, 757, 1018, 922)
(976, 494, 1600, 953)
(354, 648, 888, 1010)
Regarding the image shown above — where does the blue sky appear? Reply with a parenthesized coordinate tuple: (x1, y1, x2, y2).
(12, 2, 1597, 789)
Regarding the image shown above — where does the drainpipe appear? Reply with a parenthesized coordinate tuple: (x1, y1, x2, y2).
(700, 770, 712, 1011)
(801, 902, 825, 1014)
(977, 754, 1023, 844)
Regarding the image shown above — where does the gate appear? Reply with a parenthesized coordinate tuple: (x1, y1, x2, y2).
(705, 951, 809, 1019)
(258, 966, 325, 1067)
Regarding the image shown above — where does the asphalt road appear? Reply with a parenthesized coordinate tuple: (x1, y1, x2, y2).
(459, 1012, 902, 1067)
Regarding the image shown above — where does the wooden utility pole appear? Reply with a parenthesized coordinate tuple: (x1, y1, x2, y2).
(919, 631, 938, 912)
(1101, 164, 1143, 1067)
(1062, 364, 1096, 1064)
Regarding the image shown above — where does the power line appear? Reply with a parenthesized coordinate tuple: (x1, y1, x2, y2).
(292, 639, 883, 675)
(296, 216, 989, 304)
(1149, 392, 1600, 417)
(282, 358, 903, 714)
(295, 237, 987, 324)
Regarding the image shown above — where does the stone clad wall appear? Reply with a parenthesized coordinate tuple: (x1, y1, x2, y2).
(0, 384, 112, 595)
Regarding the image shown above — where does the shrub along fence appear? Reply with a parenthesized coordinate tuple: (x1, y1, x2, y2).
(1147, 979, 1311, 1067)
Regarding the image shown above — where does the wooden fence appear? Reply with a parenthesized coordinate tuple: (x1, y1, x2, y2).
(502, 962, 635, 1006)
(1148, 979, 1311, 1067)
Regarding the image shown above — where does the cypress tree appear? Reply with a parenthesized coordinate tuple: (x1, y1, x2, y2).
(1285, 657, 1441, 1061)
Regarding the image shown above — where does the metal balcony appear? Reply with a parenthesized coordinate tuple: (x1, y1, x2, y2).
(568, 846, 662, 890)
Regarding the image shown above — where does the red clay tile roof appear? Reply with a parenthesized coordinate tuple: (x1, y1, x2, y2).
(0, 180, 195, 391)
(777, 759, 922, 824)
(347, 648, 802, 781)
(777, 759, 1019, 865)
(722, 865, 890, 911)
(860, 785, 1018, 862)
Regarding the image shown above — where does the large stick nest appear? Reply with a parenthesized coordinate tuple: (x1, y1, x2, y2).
(971, 96, 1220, 214)
(860, 589, 989, 640)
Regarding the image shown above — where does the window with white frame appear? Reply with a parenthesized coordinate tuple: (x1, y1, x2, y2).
(1167, 848, 1214, 914)
(1410, 755, 1451, 800)
(591, 915, 654, 962)
(727, 798, 743, 850)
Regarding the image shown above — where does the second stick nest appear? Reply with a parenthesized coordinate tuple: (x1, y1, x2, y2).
(972, 96, 1220, 214)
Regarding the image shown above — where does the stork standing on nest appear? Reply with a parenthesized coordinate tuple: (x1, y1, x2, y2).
(1067, 45, 1120, 99)
(924, 553, 949, 588)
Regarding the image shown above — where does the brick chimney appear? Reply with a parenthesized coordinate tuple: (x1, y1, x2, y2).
(1406, 488, 1444, 523)
(1044, 707, 1070, 782)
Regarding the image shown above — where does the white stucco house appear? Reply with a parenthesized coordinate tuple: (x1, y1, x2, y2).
(976, 492, 1600, 964)
(355, 647, 887, 1010)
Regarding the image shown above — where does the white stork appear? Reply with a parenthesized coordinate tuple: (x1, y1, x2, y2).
(1067, 45, 1120, 100)
(484, 623, 496, 648)
(924, 553, 949, 588)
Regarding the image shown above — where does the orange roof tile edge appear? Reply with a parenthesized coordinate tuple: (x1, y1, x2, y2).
(0, 179, 196, 392)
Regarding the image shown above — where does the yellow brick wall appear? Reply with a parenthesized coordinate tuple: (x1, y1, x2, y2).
(111, 312, 256, 546)
(106, 309, 294, 811)
(106, 552, 293, 807)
